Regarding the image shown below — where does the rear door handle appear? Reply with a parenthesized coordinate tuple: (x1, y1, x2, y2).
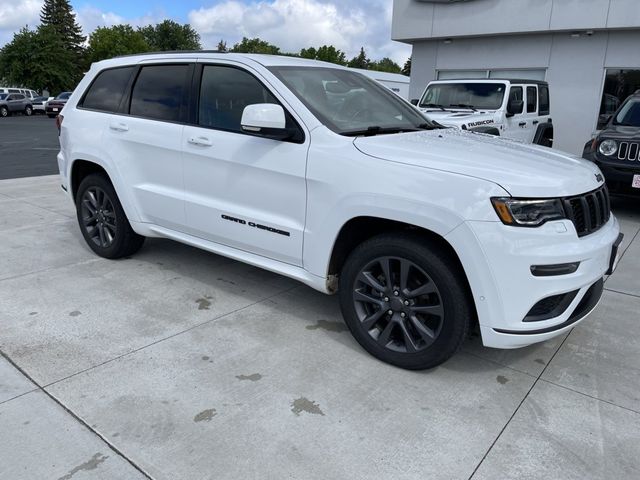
(188, 136, 213, 147)
(532, 120, 539, 125)
(519, 122, 527, 127)
(109, 121, 129, 132)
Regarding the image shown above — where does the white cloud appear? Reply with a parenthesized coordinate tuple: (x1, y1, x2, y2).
(76, 6, 165, 37)
(0, 0, 42, 44)
(189, 0, 410, 65)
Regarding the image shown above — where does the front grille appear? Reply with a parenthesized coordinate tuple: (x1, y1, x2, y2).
(563, 185, 610, 237)
(618, 142, 640, 161)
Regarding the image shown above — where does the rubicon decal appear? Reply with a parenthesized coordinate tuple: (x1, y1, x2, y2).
(221, 214, 290, 237)
(467, 119, 495, 128)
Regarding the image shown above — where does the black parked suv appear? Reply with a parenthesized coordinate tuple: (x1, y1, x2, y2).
(584, 90, 640, 195)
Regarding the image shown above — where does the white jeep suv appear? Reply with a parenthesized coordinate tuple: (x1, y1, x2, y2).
(413, 79, 554, 147)
(57, 53, 622, 369)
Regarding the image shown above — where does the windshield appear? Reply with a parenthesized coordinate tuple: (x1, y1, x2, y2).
(268, 66, 434, 135)
(57, 92, 71, 100)
(614, 98, 640, 127)
(420, 83, 506, 110)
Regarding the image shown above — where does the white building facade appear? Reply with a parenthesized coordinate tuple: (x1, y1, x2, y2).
(392, 0, 640, 154)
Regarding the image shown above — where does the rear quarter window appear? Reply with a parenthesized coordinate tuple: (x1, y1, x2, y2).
(129, 64, 190, 122)
(81, 67, 135, 113)
(539, 85, 550, 115)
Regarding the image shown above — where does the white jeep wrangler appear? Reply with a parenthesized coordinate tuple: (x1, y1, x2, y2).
(412, 79, 554, 147)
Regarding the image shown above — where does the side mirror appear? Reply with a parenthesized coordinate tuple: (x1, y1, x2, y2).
(241, 103, 287, 136)
(410, 98, 419, 106)
(506, 99, 524, 117)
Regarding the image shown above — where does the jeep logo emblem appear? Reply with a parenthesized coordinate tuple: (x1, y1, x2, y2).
(595, 173, 604, 182)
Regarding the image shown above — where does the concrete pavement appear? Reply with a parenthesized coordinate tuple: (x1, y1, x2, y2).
(1, 175, 639, 480)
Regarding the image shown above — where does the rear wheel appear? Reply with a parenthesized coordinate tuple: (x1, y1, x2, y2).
(75, 173, 145, 259)
(24, 105, 32, 116)
(339, 233, 472, 370)
(47, 114, 56, 118)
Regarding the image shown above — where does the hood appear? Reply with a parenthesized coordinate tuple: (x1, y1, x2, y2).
(354, 129, 603, 198)
(597, 124, 640, 141)
(419, 109, 498, 129)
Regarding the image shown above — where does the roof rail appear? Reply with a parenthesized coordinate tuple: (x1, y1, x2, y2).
(112, 49, 227, 59)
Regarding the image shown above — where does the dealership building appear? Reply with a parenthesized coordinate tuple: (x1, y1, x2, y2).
(392, 0, 640, 154)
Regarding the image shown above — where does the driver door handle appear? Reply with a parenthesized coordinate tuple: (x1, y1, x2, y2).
(109, 121, 129, 132)
(188, 136, 213, 147)
(519, 122, 527, 127)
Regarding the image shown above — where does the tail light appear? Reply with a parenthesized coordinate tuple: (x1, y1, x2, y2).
(55, 114, 64, 135)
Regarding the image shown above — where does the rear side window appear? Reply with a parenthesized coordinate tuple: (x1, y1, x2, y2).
(198, 65, 279, 132)
(527, 86, 537, 113)
(81, 67, 134, 113)
(539, 85, 550, 115)
(130, 64, 190, 122)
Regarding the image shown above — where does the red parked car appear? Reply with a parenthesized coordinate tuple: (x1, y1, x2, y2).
(46, 91, 72, 118)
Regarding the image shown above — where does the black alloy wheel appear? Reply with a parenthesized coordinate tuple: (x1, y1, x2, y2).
(80, 186, 118, 249)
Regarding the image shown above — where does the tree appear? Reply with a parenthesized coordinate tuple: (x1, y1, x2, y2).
(139, 20, 201, 51)
(87, 25, 150, 63)
(402, 57, 411, 76)
(230, 37, 280, 55)
(216, 40, 227, 52)
(370, 57, 402, 74)
(40, 0, 85, 54)
(0, 26, 75, 93)
(348, 47, 370, 69)
(300, 45, 347, 65)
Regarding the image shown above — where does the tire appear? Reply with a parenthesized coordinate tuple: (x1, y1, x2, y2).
(75, 173, 145, 259)
(24, 106, 32, 116)
(47, 114, 56, 118)
(339, 233, 472, 370)
(1, 106, 9, 117)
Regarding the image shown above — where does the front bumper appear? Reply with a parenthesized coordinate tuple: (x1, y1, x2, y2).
(447, 215, 621, 349)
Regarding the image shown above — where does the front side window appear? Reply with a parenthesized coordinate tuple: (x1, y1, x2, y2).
(508, 87, 524, 114)
(527, 86, 537, 113)
(614, 99, 640, 127)
(270, 66, 433, 135)
(81, 67, 134, 113)
(130, 64, 189, 122)
(421, 82, 506, 110)
(199, 65, 279, 132)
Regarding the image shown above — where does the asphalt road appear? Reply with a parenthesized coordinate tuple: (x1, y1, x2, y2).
(0, 115, 60, 180)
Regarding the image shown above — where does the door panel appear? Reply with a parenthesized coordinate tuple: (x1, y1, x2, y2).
(503, 86, 530, 142)
(182, 64, 307, 266)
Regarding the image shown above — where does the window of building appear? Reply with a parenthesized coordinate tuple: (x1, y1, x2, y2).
(598, 69, 640, 129)
(130, 64, 190, 122)
(527, 86, 537, 113)
(81, 67, 134, 113)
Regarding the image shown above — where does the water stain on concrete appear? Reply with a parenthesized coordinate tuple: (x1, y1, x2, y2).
(194, 408, 217, 423)
(291, 397, 325, 417)
(69, 310, 81, 317)
(28, 312, 37, 316)
(236, 373, 262, 382)
(56, 452, 108, 480)
(217, 277, 237, 286)
(202, 355, 210, 361)
(305, 319, 348, 333)
(534, 358, 546, 365)
(196, 296, 213, 310)
(496, 375, 509, 385)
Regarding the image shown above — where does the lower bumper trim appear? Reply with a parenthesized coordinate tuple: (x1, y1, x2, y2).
(493, 278, 604, 335)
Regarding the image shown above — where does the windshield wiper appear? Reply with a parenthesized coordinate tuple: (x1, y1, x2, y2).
(449, 104, 477, 111)
(342, 126, 422, 137)
(420, 103, 446, 111)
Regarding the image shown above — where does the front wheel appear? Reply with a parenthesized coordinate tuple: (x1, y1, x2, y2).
(339, 233, 472, 370)
(1, 106, 9, 117)
(75, 173, 145, 259)
(24, 106, 32, 116)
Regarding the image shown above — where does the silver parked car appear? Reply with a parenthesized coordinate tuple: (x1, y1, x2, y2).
(0, 93, 33, 117)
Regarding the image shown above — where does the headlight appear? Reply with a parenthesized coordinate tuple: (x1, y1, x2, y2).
(598, 139, 618, 156)
(491, 198, 566, 227)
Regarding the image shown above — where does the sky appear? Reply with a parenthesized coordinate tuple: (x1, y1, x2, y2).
(0, 0, 411, 64)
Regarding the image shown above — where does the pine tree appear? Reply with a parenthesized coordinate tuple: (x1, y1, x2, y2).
(216, 40, 227, 52)
(348, 47, 370, 69)
(402, 57, 412, 76)
(40, 0, 85, 54)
